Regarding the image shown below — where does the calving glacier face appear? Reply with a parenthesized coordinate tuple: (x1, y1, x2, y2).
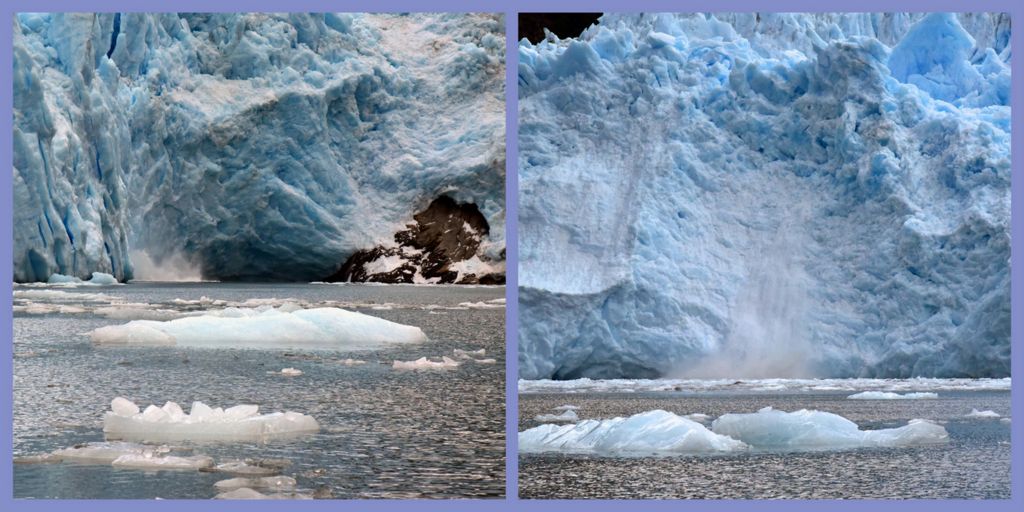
(518, 13, 1010, 380)
(13, 13, 505, 282)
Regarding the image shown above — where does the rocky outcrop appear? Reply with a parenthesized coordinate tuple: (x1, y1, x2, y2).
(325, 196, 505, 284)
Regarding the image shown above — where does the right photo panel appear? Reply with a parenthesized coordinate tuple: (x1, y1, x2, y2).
(517, 12, 1011, 499)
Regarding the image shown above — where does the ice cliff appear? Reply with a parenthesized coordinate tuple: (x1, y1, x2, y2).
(518, 13, 1011, 379)
(13, 13, 505, 282)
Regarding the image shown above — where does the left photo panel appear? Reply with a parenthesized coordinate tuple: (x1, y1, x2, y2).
(11, 12, 506, 499)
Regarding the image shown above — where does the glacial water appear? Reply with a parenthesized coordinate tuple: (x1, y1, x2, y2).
(13, 282, 505, 499)
(519, 388, 1010, 499)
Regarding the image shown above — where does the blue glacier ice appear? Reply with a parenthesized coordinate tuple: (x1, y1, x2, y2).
(13, 13, 505, 282)
(518, 13, 1010, 379)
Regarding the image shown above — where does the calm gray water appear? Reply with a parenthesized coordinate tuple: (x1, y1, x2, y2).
(519, 391, 1010, 499)
(13, 282, 505, 499)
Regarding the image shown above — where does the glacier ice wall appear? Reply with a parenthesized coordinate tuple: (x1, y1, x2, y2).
(13, 13, 505, 281)
(518, 13, 1010, 379)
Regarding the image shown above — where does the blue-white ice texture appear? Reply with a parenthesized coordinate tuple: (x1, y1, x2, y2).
(518, 13, 1010, 379)
(13, 13, 506, 281)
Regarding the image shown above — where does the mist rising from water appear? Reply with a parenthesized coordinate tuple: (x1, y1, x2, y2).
(129, 250, 204, 282)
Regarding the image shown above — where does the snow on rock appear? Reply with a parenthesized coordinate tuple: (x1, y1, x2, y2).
(89, 306, 427, 349)
(103, 397, 320, 442)
(966, 408, 1001, 419)
(14, 13, 505, 283)
(392, 356, 460, 370)
(520, 409, 747, 455)
(518, 13, 1010, 380)
(534, 409, 580, 423)
(710, 407, 949, 449)
(847, 391, 938, 400)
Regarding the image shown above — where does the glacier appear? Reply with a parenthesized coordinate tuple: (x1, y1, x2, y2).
(518, 13, 1011, 380)
(13, 13, 505, 282)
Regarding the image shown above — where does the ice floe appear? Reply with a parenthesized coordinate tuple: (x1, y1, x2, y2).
(534, 410, 580, 423)
(520, 409, 747, 455)
(966, 409, 1001, 419)
(103, 398, 319, 442)
(214, 488, 313, 500)
(111, 453, 213, 470)
(278, 368, 303, 376)
(519, 377, 1011, 394)
(711, 407, 949, 450)
(89, 306, 427, 349)
(214, 476, 297, 491)
(392, 356, 460, 370)
(847, 392, 938, 400)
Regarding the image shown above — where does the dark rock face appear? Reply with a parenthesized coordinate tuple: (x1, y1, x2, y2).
(518, 13, 602, 44)
(325, 196, 505, 284)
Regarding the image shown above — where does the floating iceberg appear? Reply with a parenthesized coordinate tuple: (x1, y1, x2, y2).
(966, 409, 1001, 419)
(518, 13, 1010, 380)
(520, 410, 747, 455)
(47, 272, 121, 286)
(454, 348, 487, 359)
(710, 407, 949, 450)
(214, 488, 313, 500)
(392, 356, 460, 370)
(847, 392, 938, 400)
(103, 397, 319, 442)
(534, 409, 580, 423)
(51, 441, 172, 464)
(111, 453, 213, 470)
(89, 306, 427, 349)
(278, 368, 303, 376)
(214, 476, 297, 491)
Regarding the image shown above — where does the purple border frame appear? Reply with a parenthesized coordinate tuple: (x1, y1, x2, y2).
(1, 0, 1020, 509)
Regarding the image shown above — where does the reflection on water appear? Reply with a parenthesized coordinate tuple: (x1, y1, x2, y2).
(519, 391, 1010, 499)
(14, 283, 505, 499)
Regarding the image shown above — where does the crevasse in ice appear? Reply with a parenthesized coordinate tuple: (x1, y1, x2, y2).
(518, 13, 1010, 379)
(13, 13, 505, 282)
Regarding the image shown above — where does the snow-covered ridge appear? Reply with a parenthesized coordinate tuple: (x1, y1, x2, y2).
(518, 13, 1010, 380)
(14, 13, 505, 282)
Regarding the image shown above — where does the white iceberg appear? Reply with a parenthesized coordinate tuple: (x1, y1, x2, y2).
(847, 391, 938, 400)
(214, 476, 297, 491)
(103, 398, 319, 442)
(278, 368, 303, 376)
(89, 306, 427, 349)
(711, 407, 949, 450)
(534, 409, 579, 423)
(215, 488, 313, 500)
(111, 453, 213, 470)
(520, 410, 747, 455)
(392, 356, 460, 370)
(47, 272, 121, 286)
(966, 409, 1001, 419)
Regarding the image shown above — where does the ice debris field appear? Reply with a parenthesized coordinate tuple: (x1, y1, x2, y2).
(518, 13, 1011, 380)
(14, 13, 505, 282)
(520, 407, 949, 456)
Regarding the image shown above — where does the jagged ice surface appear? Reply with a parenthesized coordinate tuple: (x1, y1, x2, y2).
(518, 13, 1010, 380)
(14, 13, 505, 282)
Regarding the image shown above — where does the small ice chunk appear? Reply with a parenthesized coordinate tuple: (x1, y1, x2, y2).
(51, 442, 166, 464)
(279, 368, 303, 376)
(111, 397, 140, 416)
(88, 272, 120, 285)
(847, 391, 938, 400)
(112, 454, 213, 470)
(209, 461, 279, 476)
(535, 409, 579, 423)
(454, 348, 486, 359)
(520, 409, 747, 455)
(339, 358, 366, 365)
(214, 476, 297, 491)
(966, 409, 1001, 418)
(711, 407, 949, 449)
(1000, 418, 1011, 424)
(473, 358, 497, 364)
(392, 356, 460, 370)
(685, 413, 712, 422)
